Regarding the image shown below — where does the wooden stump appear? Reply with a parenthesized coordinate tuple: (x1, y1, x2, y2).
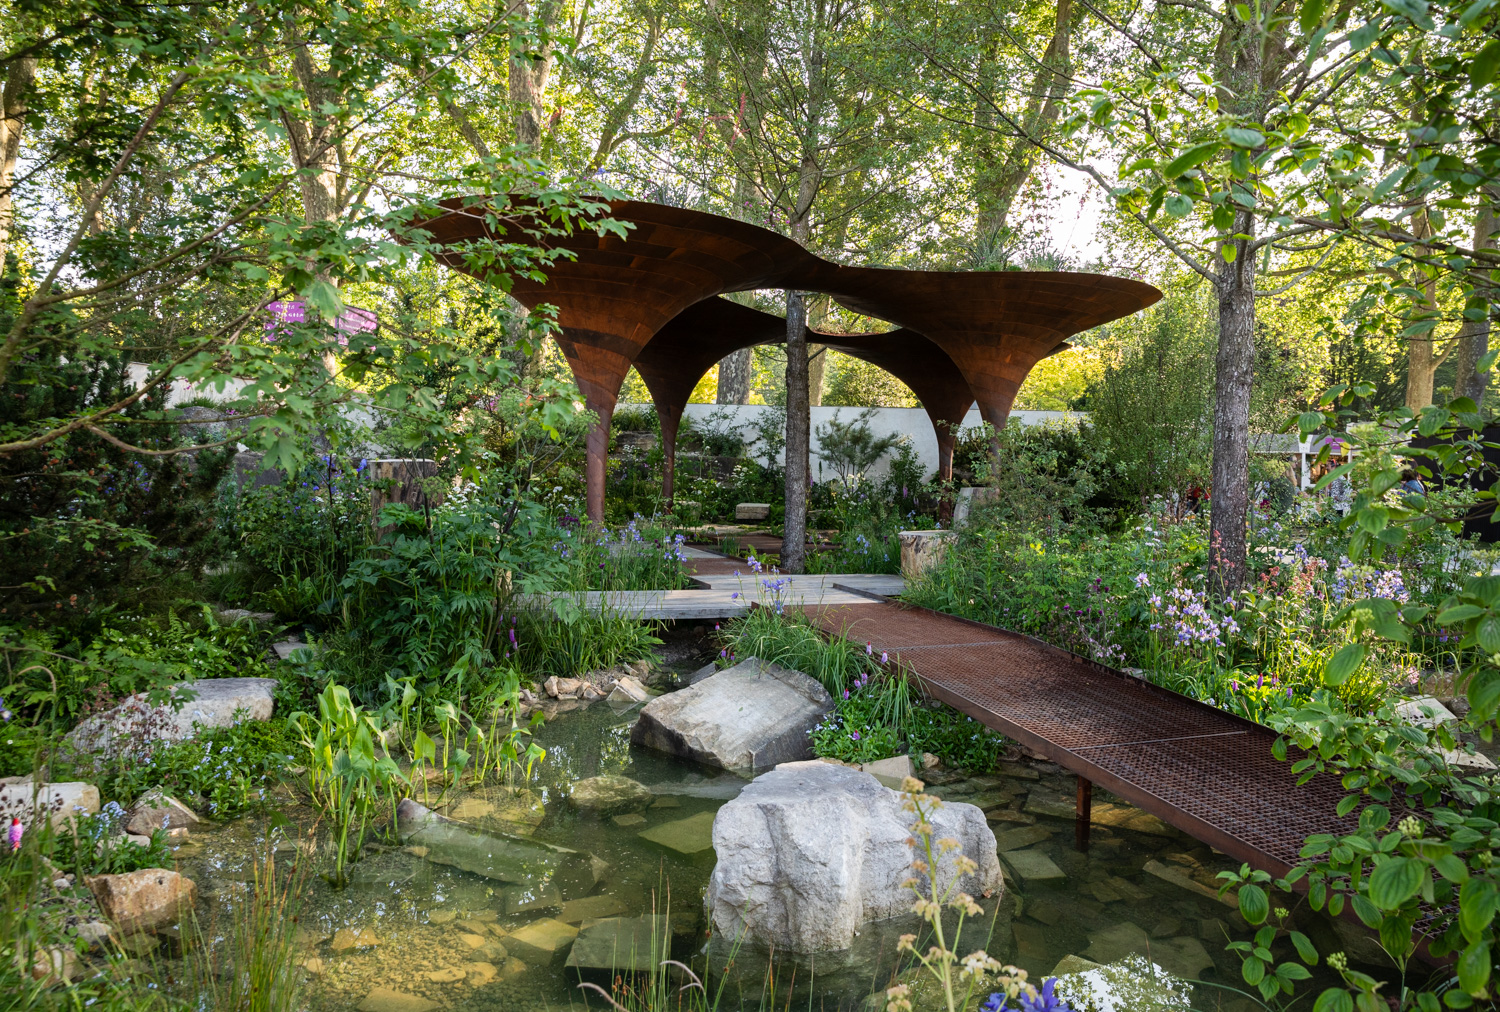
(369, 458, 441, 534)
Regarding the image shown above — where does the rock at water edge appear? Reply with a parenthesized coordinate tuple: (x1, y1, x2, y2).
(87, 869, 197, 935)
(566, 915, 667, 972)
(707, 761, 1001, 953)
(569, 775, 653, 815)
(0, 781, 100, 832)
(630, 657, 832, 770)
(860, 754, 914, 788)
(125, 789, 200, 836)
(356, 987, 439, 1012)
(66, 678, 277, 758)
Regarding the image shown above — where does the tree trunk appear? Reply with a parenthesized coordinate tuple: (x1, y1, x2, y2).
(0, 57, 38, 270)
(717, 348, 753, 403)
(508, 0, 558, 148)
(1404, 210, 1452, 412)
(1209, 208, 1256, 595)
(783, 289, 810, 573)
(1454, 202, 1497, 405)
(807, 344, 827, 406)
(973, 0, 1075, 241)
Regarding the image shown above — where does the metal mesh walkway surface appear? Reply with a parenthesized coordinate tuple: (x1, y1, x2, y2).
(801, 600, 1359, 875)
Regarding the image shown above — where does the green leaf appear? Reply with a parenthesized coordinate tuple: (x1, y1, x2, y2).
(1459, 879, 1499, 941)
(1164, 193, 1194, 217)
(1277, 963, 1313, 981)
(1458, 940, 1491, 995)
(1351, 893, 1382, 927)
(1300, 0, 1327, 31)
(1164, 141, 1223, 178)
(1470, 668, 1500, 719)
(1222, 243, 1238, 262)
(1325, 644, 1365, 686)
(1227, 127, 1266, 147)
(1438, 604, 1486, 623)
(1470, 39, 1500, 89)
(1290, 930, 1320, 964)
(1240, 883, 1271, 925)
(1479, 615, 1500, 654)
(302, 278, 345, 320)
(1434, 853, 1470, 884)
(1349, 17, 1384, 49)
(1242, 956, 1266, 985)
(1368, 857, 1424, 910)
(1313, 989, 1355, 1012)
(1381, 0, 1428, 21)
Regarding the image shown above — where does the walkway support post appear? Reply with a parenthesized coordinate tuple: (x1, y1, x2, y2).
(1075, 775, 1092, 852)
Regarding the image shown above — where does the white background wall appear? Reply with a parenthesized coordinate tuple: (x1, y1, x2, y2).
(621, 403, 1082, 478)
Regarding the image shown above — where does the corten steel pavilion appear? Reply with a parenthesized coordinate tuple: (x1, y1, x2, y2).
(418, 197, 1163, 521)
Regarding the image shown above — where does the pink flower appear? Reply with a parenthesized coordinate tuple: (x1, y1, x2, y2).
(8, 817, 21, 852)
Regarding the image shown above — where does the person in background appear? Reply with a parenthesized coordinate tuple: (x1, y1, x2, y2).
(1401, 469, 1426, 496)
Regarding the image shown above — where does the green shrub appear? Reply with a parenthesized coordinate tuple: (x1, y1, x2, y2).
(52, 807, 173, 879)
(98, 718, 296, 818)
(515, 610, 662, 679)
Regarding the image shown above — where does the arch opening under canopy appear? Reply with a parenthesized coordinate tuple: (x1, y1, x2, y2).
(416, 196, 1162, 521)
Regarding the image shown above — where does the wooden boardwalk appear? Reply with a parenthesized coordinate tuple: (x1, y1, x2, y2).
(800, 599, 1361, 877)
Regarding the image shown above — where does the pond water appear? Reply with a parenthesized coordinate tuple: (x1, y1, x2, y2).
(168, 698, 1347, 1012)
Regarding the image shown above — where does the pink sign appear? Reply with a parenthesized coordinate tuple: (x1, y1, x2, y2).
(264, 300, 378, 346)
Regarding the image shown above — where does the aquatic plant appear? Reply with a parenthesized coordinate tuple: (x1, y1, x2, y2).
(290, 683, 406, 886)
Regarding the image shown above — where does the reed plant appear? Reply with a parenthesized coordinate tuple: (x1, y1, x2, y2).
(184, 847, 306, 1012)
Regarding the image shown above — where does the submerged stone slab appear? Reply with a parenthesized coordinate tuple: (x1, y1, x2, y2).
(396, 798, 598, 892)
(356, 987, 438, 1012)
(1142, 860, 1237, 908)
(638, 812, 716, 855)
(707, 761, 1002, 953)
(1023, 792, 1076, 820)
(569, 775, 653, 815)
(505, 917, 578, 959)
(994, 825, 1054, 852)
(630, 657, 832, 770)
(1001, 848, 1065, 883)
(564, 915, 667, 972)
(558, 894, 630, 924)
(1091, 803, 1174, 837)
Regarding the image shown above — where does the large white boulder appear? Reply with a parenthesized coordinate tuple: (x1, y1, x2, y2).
(66, 677, 277, 758)
(630, 658, 832, 770)
(707, 761, 1002, 953)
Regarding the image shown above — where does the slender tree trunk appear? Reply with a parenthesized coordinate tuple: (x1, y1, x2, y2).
(1454, 202, 1497, 405)
(783, 289, 810, 572)
(508, 0, 558, 147)
(1404, 210, 1453, 412)
(1209, 207, 1256, 595)
(0, 57, 38, 270)
(807, 344, 827, 406)
(973, 0, 1075, 240)
(717, 349, 753, 403)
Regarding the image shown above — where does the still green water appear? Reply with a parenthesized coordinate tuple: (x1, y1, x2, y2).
(170, 700, 1345, 1012)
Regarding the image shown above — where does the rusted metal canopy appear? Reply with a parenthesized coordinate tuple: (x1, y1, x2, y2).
(414, 196, 1161, 520)
(636, 297, 980, 498)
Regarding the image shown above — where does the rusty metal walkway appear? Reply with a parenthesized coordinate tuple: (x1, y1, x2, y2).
(801, 600, 1359, 876)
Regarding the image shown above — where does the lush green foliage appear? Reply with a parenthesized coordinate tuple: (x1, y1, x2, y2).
(724, 607, 1009, 771)
(101, 718, 296, 819)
